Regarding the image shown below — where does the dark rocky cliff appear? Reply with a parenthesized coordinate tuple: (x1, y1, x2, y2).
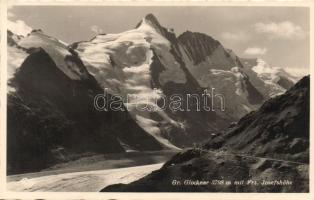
(7, 47, 163, 174)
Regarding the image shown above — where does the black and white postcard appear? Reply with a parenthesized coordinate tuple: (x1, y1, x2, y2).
(0, 0, 313, 199)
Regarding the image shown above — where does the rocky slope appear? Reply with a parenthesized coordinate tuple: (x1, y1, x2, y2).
(102, 149, 308, 192)
(205, 75, 309, 163)
(102, 76, 309, 192)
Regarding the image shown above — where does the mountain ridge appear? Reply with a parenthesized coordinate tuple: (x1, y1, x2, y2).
(7, 14, 306, 174)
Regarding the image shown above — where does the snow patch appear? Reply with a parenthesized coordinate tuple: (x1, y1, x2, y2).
(7, 20, 32, 36)
(252, 58, 302, 84)
(74, 23, 186, 149)
(7, 46, 28, 81)
(18, 32, 88, 80)
(210, 67, 247, 97)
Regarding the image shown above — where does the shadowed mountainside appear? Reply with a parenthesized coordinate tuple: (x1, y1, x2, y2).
(101, 76, 309, 192)
(7, 34, 163, 174)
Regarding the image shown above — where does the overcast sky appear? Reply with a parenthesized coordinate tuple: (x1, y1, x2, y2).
(8, 6, 309, 72)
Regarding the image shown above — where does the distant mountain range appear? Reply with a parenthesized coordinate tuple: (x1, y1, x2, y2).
(7, 14, 305, 174)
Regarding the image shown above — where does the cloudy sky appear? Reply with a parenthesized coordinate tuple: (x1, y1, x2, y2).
(8, 6, 309, 73)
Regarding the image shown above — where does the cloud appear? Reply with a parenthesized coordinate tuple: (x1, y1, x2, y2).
(8, 10, 14, 18)
(7, 20, 32, 36)
(90, 25, 104, 34)
(243, 47, 267, 56)
(254, 21, 306, 40)
(284, 67, 309, 78)
(221, 31, 250, 42)
(7, 5, 32, 36)
(8, 4, 17, 19)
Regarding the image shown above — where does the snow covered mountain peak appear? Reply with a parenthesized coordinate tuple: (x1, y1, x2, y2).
(252, 58, 298, 84)
(136, 13, 163, 32)
(143, 13, 161, 27)
(240, 57, 296, 97)
(8, 29, 90, 82)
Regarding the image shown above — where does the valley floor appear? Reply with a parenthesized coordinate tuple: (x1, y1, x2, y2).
(7, 163, 163, 192)
(7, 150, 177, 192)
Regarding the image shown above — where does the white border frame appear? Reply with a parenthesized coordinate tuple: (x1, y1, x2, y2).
(0, 1, 313, 199)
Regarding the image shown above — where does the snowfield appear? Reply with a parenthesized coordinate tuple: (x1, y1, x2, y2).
(17, 31, 90, 81)
(7, 46, 28, 81)
(74, 18, 186, 150)
(7, 163, 163, 192)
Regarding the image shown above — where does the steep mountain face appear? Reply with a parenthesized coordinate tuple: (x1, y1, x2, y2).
(178, 31, 243, 68)
(102, 76, 309, 192)
(7, 30, 163, 174)
(72, 14, 229, 148)
(177, 31, 269, 119)
(205, 76, 309, 163)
